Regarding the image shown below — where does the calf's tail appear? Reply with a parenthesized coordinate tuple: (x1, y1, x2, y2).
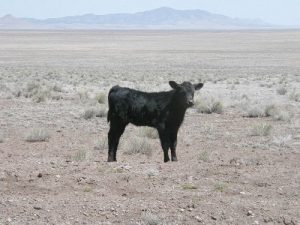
(107, 86, 117, 123)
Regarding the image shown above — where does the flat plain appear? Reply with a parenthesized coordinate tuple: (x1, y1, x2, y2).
(0, 30, 299, 225)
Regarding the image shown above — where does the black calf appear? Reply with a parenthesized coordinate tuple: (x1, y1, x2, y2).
(107, 81, 203, 162)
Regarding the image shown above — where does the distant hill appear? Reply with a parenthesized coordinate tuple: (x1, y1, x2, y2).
(0, 7, 273, 30)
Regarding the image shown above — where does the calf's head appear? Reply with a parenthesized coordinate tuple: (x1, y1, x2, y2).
(169, 81, 203, 107)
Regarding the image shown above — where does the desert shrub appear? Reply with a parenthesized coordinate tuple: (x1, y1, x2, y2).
(264, 104, 277, 117)
(215, 182, 227, 192)
(195, 97, 223, 114)
(276, 86, 287, 95)
(0, 132, 4, 143)
(244, 105, 265, 118)
(244, 103, 291, 122)
(141, 212, 163, 225)
(52, 83, 63, 92)
(95, 92, 106, 104)
(82, 106, 107, 119)
(82, 108, 95, 119)
(94, 105, 107, 117)
(78, 89, 89, 103)
(73, 150, 86, 161)
(124, 137, 152, 156)
(272, 110, 292, 122)
(11, 87, 22, 97)
(23, 82, 51, 103)
(51, 93, 63, 100)
(25, 128, 50, 142)
(198, 151, 209, 162)
(250, 123, 272, 136)
(272, 135, 292, 148)
(181, 184, 197, 190)
(289, 90, 300, 102)
(94, 138, 107, 151)
(139, 127, 159, 139)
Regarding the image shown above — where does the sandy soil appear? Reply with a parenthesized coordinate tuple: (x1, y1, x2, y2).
(0, 30, 299, 225)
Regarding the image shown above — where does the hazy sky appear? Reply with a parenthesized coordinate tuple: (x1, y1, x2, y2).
(0, 0, 299, 25)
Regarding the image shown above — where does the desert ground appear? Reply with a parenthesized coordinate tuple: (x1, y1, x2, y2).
(0, 30, 299, 225)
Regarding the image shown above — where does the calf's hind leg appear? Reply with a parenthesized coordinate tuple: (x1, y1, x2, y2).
(170, 132, 178, 161)
(108, 119, 126, 162)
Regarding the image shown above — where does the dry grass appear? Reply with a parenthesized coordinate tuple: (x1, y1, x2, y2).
(276, 86, 287, 95)
(198, 151, 210, 162)
(94, 138, 107, 151)
(141, 212, 163, 225)
(0, 132, 4, 143)
(272, 135, 292, 148)
(82, 106, 107, 119)
(95, 92, 106, 104)
(181, 184, 198, 190)
(214, 182, 227, 192)
(272, 110, 292, 122)
(73, 150, 87, 162)
(25, 128, 50, 142)
(289, 90, 300, 102)
(244, 105, 265, 118)
(195, 97, 223, 114)
(23, 82, 52, 103)
(124, 137, 153, 156)
(139, 127, 159, 139)
(250, 123, 272, 136)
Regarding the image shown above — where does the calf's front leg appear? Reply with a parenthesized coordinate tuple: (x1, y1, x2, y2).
(158, 129, 170, 162)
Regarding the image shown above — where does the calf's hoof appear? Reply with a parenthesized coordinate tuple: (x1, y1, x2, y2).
(107, 157, 116, 162)
(164, 158, 170, 163)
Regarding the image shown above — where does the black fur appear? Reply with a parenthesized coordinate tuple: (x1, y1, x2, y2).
(107, 81, 204, 162)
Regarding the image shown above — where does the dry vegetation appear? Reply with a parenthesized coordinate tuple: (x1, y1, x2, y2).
(0, 30, 299, 225)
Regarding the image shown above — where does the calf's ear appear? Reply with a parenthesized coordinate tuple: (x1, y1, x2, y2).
(194, 83, 204, 90)
(169, 81, 180, 90)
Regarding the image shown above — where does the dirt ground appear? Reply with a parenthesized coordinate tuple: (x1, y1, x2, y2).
(0, 30, 299, 225)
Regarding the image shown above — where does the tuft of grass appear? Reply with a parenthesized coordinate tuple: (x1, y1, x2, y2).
(244, 103, 291, 122)
(198, 151, 210, 162)
(289, 90, 300, 102)
(83, 186, 93, 192)
(94, 105, 107, 118)
(139, 127, 159, 139)
(276, 86, 287, 95)
(250, 123, 272, 136)
(25, 128, 50, 142)
(78, 89, 89, 103)
(272, 135, 292, 148)
(214, 182, 227, 192)
(52, 83, 63, 92)
(23, 82, 51, 103)
(141, 212, 163, 225)
(94, 138, 107, 151)
(244, 105, 265, 118)
(95, 92, 106, 104)
(73, 150, 87, 162)
(272, 110, 292, 122)
(124, 137, 152, 156)
(0, 132, 4, 143)
(181, 184, 198, 190)
(195, 97, 223, 114)
(264, 104, 277, 117)
(82, 106, 107, 119)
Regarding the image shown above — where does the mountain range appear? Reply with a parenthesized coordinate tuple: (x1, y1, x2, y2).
(0, 7, 273, 30)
